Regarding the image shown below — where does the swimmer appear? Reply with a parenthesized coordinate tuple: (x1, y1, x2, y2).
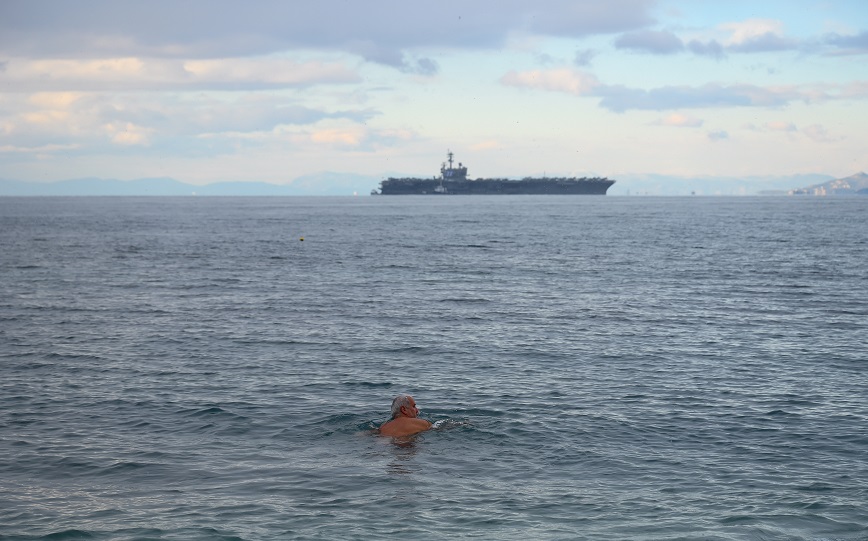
(378, 394, 432, 437)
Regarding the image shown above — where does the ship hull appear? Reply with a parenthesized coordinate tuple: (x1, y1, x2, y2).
(378, 177, 614, 195)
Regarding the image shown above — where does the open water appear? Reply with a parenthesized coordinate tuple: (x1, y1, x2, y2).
(1, 195, 867, 541)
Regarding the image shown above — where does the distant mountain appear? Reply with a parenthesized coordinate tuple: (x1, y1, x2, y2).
(0, 173, 380, 197)
(0, 177, 192, 196)
(609, 173, 834, 196)
(789, 172, 868, 196)
(2, 171, 857, 197)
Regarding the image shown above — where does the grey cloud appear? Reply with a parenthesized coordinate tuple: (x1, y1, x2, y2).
(596, 83, 793, 112)
(727, 32, 800, 53)
(412, 58, 439, 76)
(687, 39, 725, 60)
(344, 43, 439, 75)
(707, 130, 728, 141)
(535, 53, 558, 66)
(346, 41, 407, 69)
(574, 49, 597, 66)
(614, 30, 684, 54)
(824, 30, 868, 54)
(519, 1, 654, 37)
(0, 0, 654, 67)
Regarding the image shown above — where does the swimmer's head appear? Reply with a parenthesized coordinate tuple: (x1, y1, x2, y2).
(390, 394, 418, 419)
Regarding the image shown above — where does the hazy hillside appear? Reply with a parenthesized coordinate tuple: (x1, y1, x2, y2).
(0, 171, 850, 197)
(608, 173, 834, 196)
(0, 173, 379, 197)
(789, 172, 868, 196)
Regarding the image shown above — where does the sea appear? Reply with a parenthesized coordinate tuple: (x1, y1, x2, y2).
(1, 195, 866, 541)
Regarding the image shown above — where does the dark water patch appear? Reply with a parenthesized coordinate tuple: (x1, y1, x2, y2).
(340, 381, 393, 388)
(38, 530, 96, 540)
(180, 406, 248, 420)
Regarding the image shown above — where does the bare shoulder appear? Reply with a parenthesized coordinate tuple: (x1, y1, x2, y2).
(378, 418, 432, 437)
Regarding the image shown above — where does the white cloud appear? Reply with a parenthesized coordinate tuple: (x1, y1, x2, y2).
(309, 127, 366, 147)
(765, 121, 797, 132)
(0, 143, 80, 153)
(720, 19, 799, 52)
(105, 122, 153, 146)
(500, 68, 599, 95)
(803, 124, 837, 142)
(722, 19, 786, 46)
(22, 109, 70, 124)
(470, 140, 501, 151)
(27, 92, 83, 108)
(1, 56, 361, 92)
(0, 89, 379, 160)
(654, 113, 704, 127)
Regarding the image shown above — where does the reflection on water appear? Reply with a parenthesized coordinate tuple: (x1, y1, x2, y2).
(387, 435, 420, 475)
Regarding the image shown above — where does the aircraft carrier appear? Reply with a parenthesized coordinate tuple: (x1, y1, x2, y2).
(374, 151, 614, 195)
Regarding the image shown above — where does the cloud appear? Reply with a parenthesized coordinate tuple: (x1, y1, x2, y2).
(500, 68, 599, 95)
(803, 124, 837, 142)
(654, 113, 704, 127)
(470, 140, 500, 151)
(742, 120, 842, 143)
(596, 82, 796, 112)
(721, 19, 799, 52)
(0, 1, 655, 65)
(518, 1, 655, 37)
(0, 90, 380, 159)
(686, 39, 726, 60)
(310, 127, 366, 147)
(728, 32, 800, 53)
(839, 80, 868, 99)
(284, 124, 417, 152)
(183, 58, 360, 88)
(722, 19, 784, 46)
(608, 18, 816, 59)
(0, 143, 80, 153)
(2, 57, 361, 92)
(105, 122, 153, 146)
(607, 18, 812, 59)
(573, 48, 598, 66)
(614, 30, 684, 54)
(499, 64, 868, 112)
(824, 30, 868, 55)
(413, 58, 440, 76)
(765, 120, 797, 132)
(707, 130, 728, 141)
(28, 92, 83, 108)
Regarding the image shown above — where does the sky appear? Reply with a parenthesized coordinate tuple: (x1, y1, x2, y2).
(1, 0, 867, 192)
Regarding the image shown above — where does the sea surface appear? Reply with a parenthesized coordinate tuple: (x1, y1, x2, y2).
(1, 195, 866, 541)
